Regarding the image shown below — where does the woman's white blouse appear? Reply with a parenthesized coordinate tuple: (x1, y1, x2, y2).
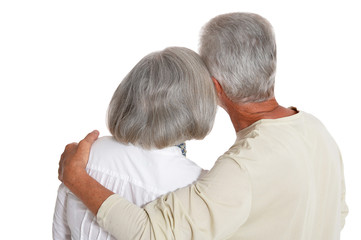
(53, 136, 204, 240)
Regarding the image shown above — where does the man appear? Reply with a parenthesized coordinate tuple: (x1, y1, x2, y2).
(59, 12, 348, 239)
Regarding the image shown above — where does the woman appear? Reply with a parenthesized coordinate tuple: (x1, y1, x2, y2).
(52, 47, 217, 239)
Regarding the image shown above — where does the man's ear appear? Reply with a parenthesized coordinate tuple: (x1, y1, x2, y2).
(211, 77, 228, 109)
(211, 77, 223, 96)
(212, 77, 232, 110)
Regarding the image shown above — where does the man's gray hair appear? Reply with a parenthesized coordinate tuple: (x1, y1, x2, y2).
(199, 12, 277, 103)
(107, 47, 217, 149)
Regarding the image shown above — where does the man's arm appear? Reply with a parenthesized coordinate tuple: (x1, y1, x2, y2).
(96, 156, 252, 240)
(60, 130, 252, 239)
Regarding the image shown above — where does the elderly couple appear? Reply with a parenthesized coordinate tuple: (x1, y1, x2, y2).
(53, 12, 348, 240)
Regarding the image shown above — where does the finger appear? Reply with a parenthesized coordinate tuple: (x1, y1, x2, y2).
(58, 154, 64, 181)
(78, 130, 99, 152)
(65, 142, 77, 151)
(59, 159, 62, 169)
(83, 130, 99, 144)
(58, 164, 63, 181)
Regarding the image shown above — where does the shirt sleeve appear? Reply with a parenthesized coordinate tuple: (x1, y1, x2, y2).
(52, 183, 71, 240)
(339, 155, 348, 230)
(97, 155, 252, 240)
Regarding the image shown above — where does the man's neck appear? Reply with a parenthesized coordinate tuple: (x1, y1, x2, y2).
(223, 98, 297, 132)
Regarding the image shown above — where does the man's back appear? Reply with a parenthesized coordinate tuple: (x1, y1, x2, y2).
(227, 110, 348, 239)
(95, 111, 348, 240)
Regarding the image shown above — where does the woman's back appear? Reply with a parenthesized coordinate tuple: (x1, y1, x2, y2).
(53, 47, 217, 239)
(53, 136, 204, 239)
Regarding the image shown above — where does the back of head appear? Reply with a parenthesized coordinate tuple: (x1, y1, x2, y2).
(108, 47, 217, 149)
(199, 12, 277, 103)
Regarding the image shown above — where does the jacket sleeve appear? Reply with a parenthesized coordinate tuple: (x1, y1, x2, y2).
(52, 183, 71, 240)
(97, 156, 252, 240)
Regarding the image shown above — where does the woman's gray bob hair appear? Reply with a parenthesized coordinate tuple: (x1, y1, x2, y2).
(107, 47, 217, 149)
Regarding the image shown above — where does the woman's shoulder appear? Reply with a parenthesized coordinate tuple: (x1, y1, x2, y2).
(91, 135, 121, 149)
(87, 136, 132, 170)
(90, 136, 136, 155)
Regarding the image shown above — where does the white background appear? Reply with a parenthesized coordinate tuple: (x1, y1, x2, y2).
(1, 0, 360, 239)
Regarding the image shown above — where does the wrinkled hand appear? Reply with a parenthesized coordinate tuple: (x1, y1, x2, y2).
(58, 130, 99, 185)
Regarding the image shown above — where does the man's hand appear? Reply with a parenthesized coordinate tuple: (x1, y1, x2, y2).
(57, 130, 113, 215)
(58, 130, 99, 185)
